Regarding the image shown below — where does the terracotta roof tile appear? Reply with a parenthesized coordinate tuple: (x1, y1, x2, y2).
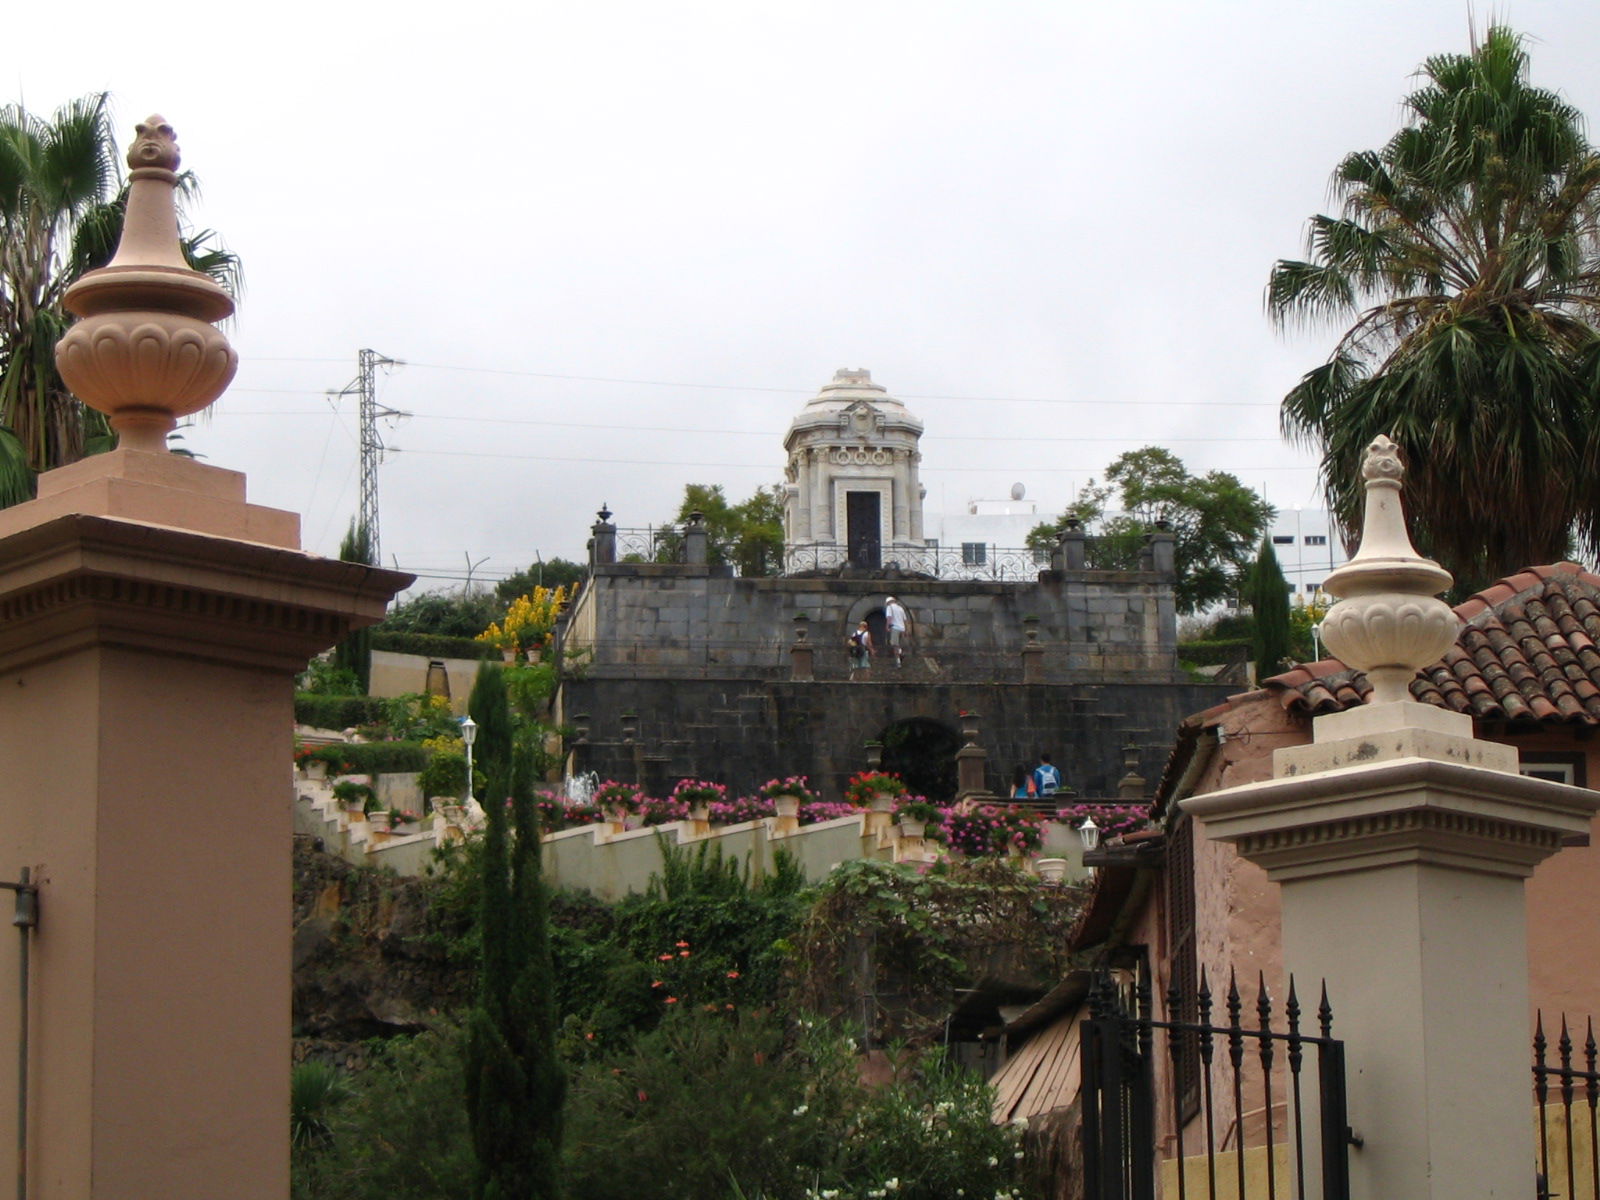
(1266, 562, 1600, 728)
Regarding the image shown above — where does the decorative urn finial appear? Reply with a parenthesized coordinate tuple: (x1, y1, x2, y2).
(1318, 435, 1457, 704)
(53, 115, 237, 454)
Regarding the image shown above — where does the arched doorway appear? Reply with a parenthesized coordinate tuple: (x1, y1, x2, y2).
(878, 717, 961, 803)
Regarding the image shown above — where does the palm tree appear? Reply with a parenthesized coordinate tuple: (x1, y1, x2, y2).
(1268, 26, 1600, 590)
(0, 94, 239, 506)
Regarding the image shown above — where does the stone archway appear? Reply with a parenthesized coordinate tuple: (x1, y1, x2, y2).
(878, 716, 961, 803)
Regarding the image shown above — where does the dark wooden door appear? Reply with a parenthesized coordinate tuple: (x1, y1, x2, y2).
(847, 492, 881, 568)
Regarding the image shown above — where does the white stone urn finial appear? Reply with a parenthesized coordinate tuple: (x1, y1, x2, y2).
(1318, 435, 1457, 704)
(53, 114, 237, 454)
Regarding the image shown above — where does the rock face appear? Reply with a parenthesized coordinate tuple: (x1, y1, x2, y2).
(292, 835, 473, 1067)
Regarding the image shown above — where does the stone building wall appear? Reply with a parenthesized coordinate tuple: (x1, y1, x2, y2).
(565, 559, 1180, 681)
(561, 676, 1230, 802)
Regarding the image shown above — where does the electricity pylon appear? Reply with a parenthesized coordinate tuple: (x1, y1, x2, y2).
(332, 349, 404, 563)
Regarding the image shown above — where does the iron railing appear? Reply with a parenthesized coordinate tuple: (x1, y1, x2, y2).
(1535, 1014, 1600, 1200)
(1082, 969, 1350, 1200)
(603, 530, 1147, 579)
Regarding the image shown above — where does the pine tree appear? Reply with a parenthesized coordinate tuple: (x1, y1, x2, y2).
(463, 671, 565, 1200)
(1250, 538, 1292, 684)
(331, 521, 374, 693)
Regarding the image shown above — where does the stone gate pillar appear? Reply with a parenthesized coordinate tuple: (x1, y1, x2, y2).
(0, 116, 408, 1199)
(1186, 437, 1596, 1200)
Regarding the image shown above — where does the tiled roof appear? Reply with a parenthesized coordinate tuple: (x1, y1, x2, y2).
(1267, 563, 1600, 726)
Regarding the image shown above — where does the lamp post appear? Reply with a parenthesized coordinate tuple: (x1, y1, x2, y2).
(1077, 815, 1100, 853)
(460, 715, 478, 800)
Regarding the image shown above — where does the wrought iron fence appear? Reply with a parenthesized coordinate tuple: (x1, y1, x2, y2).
(1535, 1013, 1600, 1200)
(603, 530, 1143, 580)
(1082, 969, 1350, 1200)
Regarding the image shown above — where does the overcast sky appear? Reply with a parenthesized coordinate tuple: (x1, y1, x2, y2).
(16, 1, 1600, 592)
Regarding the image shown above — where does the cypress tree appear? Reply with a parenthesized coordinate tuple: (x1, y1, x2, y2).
(464, 672, 565, 1200)
(1250, 537, 1292, 684)
(468, 662, 515, 790)
(331, 521, 374, 693)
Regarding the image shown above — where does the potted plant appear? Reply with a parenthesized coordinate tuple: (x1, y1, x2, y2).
(757, 776, 816, 820)
(845, 770, 906, 812)
(995, 806, 1044, 858)
(671, 779, 727, 822)
(892, 796, 942, 839)
(593, 780, 645, 826)
(331, 779, 374, 813)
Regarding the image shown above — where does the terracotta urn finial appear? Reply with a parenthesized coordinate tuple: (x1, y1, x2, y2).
(54, 114, 237, 454)
(1318, 435, 1457, 703)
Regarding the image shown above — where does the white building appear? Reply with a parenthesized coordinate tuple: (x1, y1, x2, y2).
(1268, 507, 1347, 601)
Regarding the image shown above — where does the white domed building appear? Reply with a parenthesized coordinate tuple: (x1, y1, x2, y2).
(782, 368, 927, 572)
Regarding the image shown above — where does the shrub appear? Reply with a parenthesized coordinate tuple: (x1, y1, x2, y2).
(294, 693, 387, 731)
(417, 751, 481, 802)
(369, 630, 501, 660)
(310, 741, 429, 777)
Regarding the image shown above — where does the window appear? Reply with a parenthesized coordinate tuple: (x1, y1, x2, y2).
(961, 542, 987, 566)
(1305, 582, 1322, 592)
(1304, 534, 1328, 546)
(1271, 535, 1293, 545)
(1521, 753, 1586, 787)
(1167, 814, 1199, 1121)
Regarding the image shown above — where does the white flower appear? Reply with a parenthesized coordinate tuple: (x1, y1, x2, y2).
(987, 1156, 998, 1167)
(1014, 1150, 1024, 1159)
(885, 1182, 900, 1193)
(793, 1104, 809, 1116)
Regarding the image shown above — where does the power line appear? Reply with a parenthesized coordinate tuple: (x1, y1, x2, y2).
(218, 408, 1286, 444)
(241, 357, 1278, 407)
(388, 447, 1316, 472)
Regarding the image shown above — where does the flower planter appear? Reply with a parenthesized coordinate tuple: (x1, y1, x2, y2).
(439, 804, 465, 826)
(869, 796, 895, 814)
(897, 818, 927, 840)
(367, 811, 392, 833)
(1035, 857, 1069, 883)
(689, 804, 710, 824)
(603, 806, 630, 828)
(305, 761, 329, 782)
(526, 646, 543, 665)
(774, 796, 800, 820)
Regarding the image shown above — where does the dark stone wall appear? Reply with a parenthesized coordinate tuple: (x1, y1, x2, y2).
(563, 676, 1231, 801)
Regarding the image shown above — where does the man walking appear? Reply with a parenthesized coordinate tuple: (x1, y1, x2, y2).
(1032, 752, 1063, 798)
(884, 595, 908, 667)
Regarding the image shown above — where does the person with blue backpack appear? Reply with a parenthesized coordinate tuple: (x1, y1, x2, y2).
(1032, 753, 1063, 798)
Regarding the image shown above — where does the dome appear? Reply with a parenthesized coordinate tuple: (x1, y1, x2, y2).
(786, 368, 923, 439)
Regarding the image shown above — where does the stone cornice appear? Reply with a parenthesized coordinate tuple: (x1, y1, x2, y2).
(0, 514, 412, 674)
(1183, 754, 1598, 881)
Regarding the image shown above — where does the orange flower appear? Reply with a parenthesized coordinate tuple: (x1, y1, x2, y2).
(727, 970, 741, 979)
(675, 940, 690, 948)
(658, 953, 674, 961)
(665, 996, 678, 1004)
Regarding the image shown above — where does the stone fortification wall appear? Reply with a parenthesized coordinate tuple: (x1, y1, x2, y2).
(569, 563, 1180, 681)
(562, 677, 1230, 802)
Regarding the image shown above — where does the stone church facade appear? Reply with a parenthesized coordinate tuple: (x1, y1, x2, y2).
(554, 369, 1230, 802)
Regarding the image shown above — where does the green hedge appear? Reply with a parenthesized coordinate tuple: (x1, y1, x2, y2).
(294, 693, 387, 730)
(1176, 637, 1252, 668)
(310, 741, 431, 776)
(370, 630, 499, 660)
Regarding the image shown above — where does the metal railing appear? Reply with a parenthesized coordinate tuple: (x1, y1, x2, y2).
(603, 530, 1146, 580)
(1535, 1013, 1600, 1200)
(1082, 969, 1350, 1200)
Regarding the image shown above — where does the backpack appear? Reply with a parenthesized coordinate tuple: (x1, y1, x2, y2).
(849, 630, 867, 650)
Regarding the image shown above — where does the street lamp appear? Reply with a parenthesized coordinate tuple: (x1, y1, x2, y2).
(1078, 815, 1101, 854)
(460, 715, 478, 800)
